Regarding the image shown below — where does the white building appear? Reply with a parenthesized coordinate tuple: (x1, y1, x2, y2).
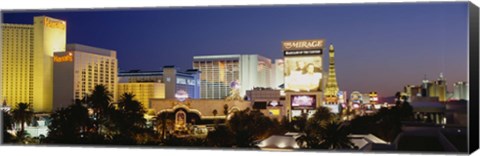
(453, 81, 468, 101)
(53, 44, 118, 110)
(272, 59, 285, 89)
(193, 54, 276, 99)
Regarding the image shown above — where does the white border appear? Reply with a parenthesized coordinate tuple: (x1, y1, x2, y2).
(1, 0, 478, 156)
(0, 0, 476, 10)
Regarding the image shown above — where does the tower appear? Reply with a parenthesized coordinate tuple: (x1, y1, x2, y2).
(421, 74, 429, 97)
(324, 44, 339, 104)
(435, 73, 447, 102)
(2, 16, 66, 113)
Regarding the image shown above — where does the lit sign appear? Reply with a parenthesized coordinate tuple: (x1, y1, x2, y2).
(291, 95, 316, 108)
(177, 78, 187, 85)
(268, 109, 280, 116)
(284, 50, 323, 56)
(350, 91, 363, 103)
(187, 79, 196, 85)
(230, 80, 240, 89)
(282, 39, 324, 51)
(54, 53, 73, 62)
(44, 17, 66, 30)
(269, 101, 278, 107)
(284, 56, 322, 92)
(175, 90, 189, 102)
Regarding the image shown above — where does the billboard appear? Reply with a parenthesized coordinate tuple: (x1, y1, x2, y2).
(282, 39, 325, 51)
(284, 55, 323, 91)
(291, 95, 316, 108)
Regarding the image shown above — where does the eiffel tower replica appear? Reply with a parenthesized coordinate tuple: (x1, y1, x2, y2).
(324, 43, 340, 104)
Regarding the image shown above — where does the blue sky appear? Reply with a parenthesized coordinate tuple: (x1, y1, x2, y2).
(2, 2, 469, 96)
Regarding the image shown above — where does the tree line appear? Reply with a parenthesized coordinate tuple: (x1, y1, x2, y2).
(2, 85, 413, 150)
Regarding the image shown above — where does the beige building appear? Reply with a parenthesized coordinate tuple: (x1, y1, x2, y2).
(2, 16, 66, 112)
(53, 44, 118, 110)
(117, 82, 165, 109)
(193, 54, 275, 99)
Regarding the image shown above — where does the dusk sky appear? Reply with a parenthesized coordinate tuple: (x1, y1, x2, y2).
(2, 2, 469, 97)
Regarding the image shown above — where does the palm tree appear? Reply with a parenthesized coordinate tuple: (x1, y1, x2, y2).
(117, 93, 146, 127)
(11, 103, 34, 135)
(318, 121, 355, 150)
(45, 101, 101, 144)
(306, 106, 335, 130)
(2, 110, 15, 143)
(227, 108, 275, 147)
(87, 84, 114, 134)
(88, 84, 113, 118)
(156, 113, 169, 141)
(296, 107, 355, 150)
(113, 92, 148, 144)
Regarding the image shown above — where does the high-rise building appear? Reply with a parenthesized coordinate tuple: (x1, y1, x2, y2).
(118, 66, 201, 101)
(324, 44, 340, 104)
(411, 73, 448, 102)
(193, 54, 274, 99)
(2, 24, 34, 108)
(404, 85, 422, 98)
(53, 44, 117, 110)
(2, 16, 66, 112)
(433, 73, 447, 102)
(421, 74, 431, 97)
(453, 81, 469, 101)
(272, 59, 285, 89)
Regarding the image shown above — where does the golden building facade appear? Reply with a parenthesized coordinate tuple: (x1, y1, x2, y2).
(117, 82, 165, 109)
(2, 24, 34, 107)
(2, 16, 66, 112)
(33, 16, 67, 112)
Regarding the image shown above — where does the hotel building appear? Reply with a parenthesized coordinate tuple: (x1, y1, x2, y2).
(453, 81, 469, 101)
(2, 16, 66, 112)
(117, 83, 165, 109)
(192, 54, 275, 99)
(53, 44, 118, 110)
(403, 73, 449, 103)
(118, 66, 201, 107)
(272, 59, 285, 89)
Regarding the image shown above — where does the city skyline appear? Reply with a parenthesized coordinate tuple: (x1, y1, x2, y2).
(2, 2, 469, 96)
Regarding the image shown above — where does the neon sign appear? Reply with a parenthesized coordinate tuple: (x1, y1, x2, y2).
(44, 18, 66, 30)
(54, 53, 73, 62)
(282, 39, 324, 51)
(175, 90, 189, 102)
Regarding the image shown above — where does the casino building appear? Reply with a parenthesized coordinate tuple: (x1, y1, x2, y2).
(118, 66, 201, 110)
(193, 54, 277, 99)
(246, 87, 285, 121)
(2, 16, 66, 112)
(148, 39, 343, 132)
(53, 44, 118, 110)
